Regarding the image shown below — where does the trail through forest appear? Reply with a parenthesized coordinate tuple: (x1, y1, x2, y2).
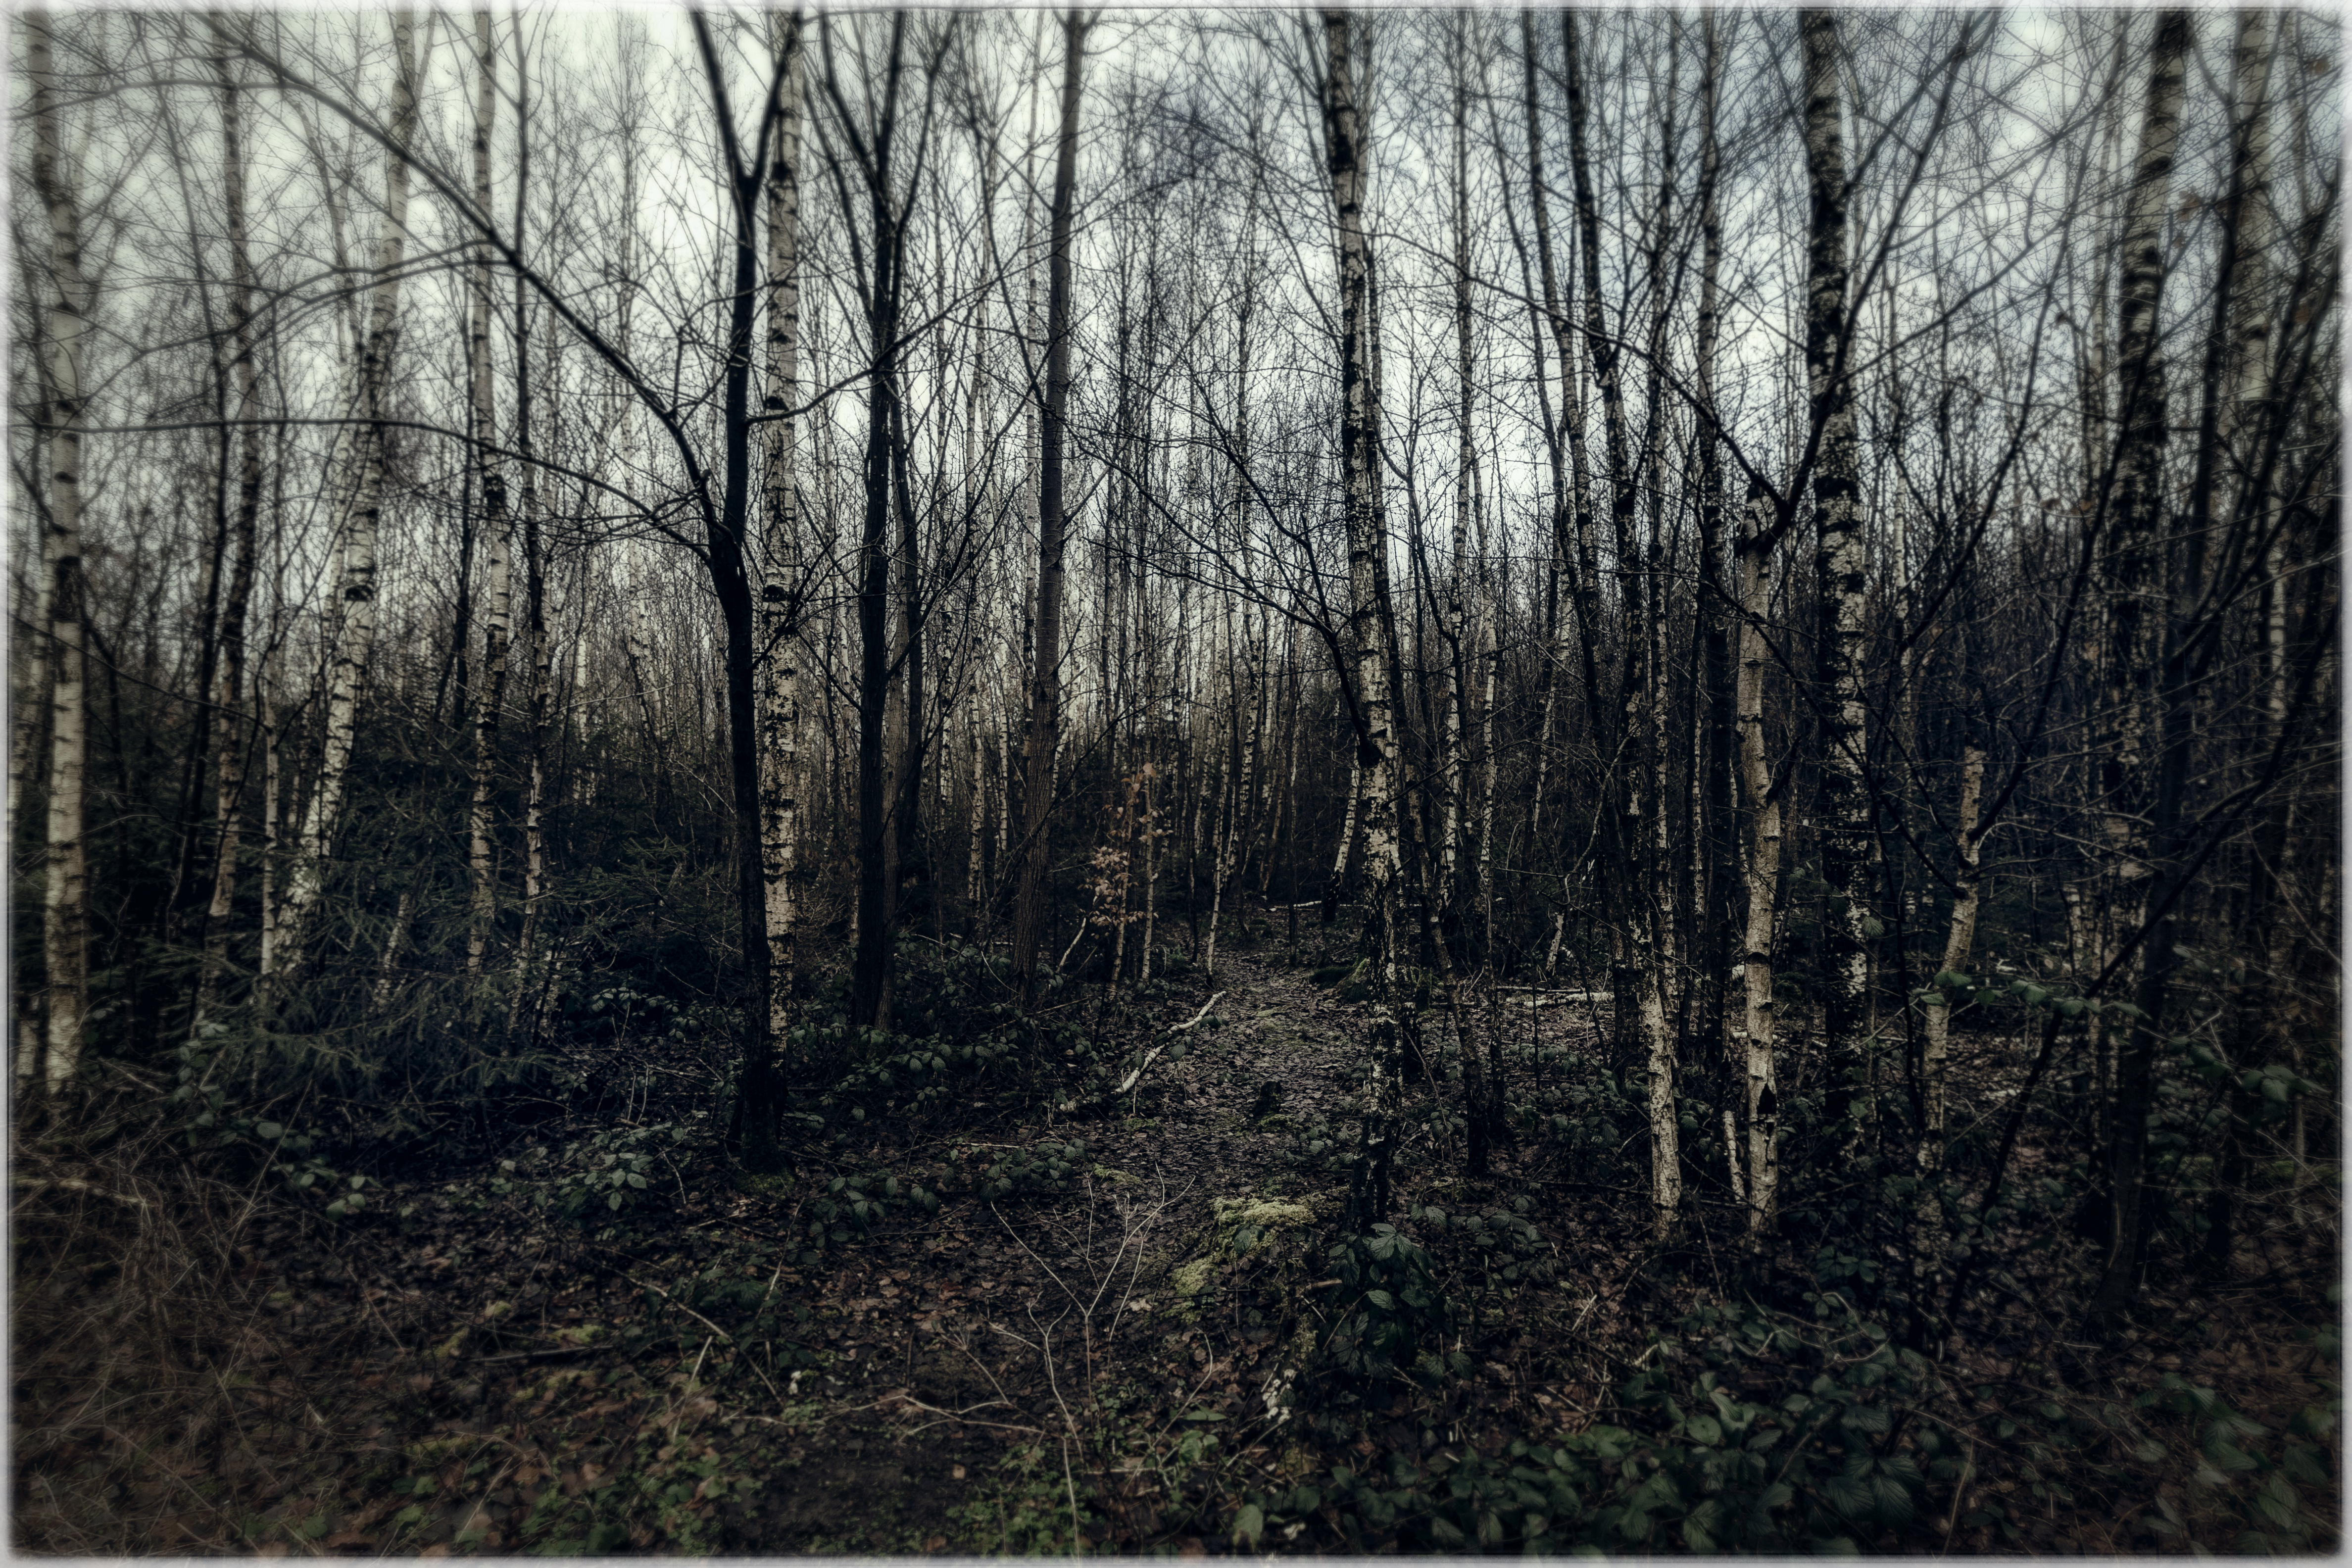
(13, 923, 2339, 1556)
(20, 943, 1408, 1555)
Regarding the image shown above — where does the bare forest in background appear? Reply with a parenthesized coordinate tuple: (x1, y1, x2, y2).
(9, 5, 2342, 1556)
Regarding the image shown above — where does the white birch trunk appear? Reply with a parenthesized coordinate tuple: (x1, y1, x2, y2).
(1802, 9, 1872, 1136)
(508, 317, 556, 1039)
(1203, 594, 1239, 980)
(571, 633, 593, 806)
(255, 650, 283, 1006)
(196, 23, 267, 1029)
(28, 8, 90, 1093)
(1139, 746, 1159, 982)
(276, 10, 419, 989)
(465, 7, 511, 982)
(7, 539, 48, 915)
(1203, 325, 1254, 976)
(758, 8, 805, 1048)
(1474, 456, 1497, 943)
(1733, 491, 1784, 1238)
(1323, 8, 1406, 1226)
(371, 888, 413, 1014)
(1442, 31, 1473, 905)
(2089, 9, 2190, 981)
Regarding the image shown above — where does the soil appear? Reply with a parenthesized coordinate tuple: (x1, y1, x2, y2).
(11, 932, 2341, 1555)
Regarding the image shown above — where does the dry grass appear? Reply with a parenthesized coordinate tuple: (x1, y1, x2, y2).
(10, 1083, 333, 1553)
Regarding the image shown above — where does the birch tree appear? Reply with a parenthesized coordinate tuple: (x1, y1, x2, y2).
(2079, 10, 2192, 1327)
(757, 7, 806, 1078)
(463, 7, 511, 984)
(1320, 6, 1409, 1231)
(193, 20, 267, 1032)
(1565, 9, 1680, 1237)
(26, 8, 91, 1095)
(1733, 485, 1788, 1237)
(272, 8, 419, 994)
(1801, 7, 1871, 1148)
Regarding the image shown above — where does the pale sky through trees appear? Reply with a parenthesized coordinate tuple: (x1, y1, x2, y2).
(21, 5, 2332, 652)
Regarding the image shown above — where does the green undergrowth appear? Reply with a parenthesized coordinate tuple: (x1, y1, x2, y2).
(1224, 1283, 2343, 1557)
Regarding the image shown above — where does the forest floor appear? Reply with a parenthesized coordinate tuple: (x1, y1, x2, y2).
(12, 920, 2343, 1556)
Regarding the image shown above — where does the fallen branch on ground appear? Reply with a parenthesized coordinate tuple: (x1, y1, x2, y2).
(1118, 991, 1225, 1095)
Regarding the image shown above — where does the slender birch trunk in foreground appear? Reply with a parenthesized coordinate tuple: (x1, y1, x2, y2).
(1203, 304, 1254, 980)
(255, 651, 284, 1002)
(1639, 23, 1681, 1036)
(1202, 602, 1239, 980)
(464, 7, 512, 984)
(1447, 17, 1504, 1166)
(2086, 10, 2194, 1328)
(195, 22, 267, 1031)
(1443, 19, 1474, 910)
(1802, 8, 1871, 1142)
(276, 9, 419, 993)
(1734, 487, 1786, 1238)
(1692, 12, 1740, 1144)
(759, 9, 806, 1058)
(28, 7, 91, 1095)
(1565, 8, 1679, 1236)
(507, 274, 554, 1038)
(1323, 6, 1406, 1231)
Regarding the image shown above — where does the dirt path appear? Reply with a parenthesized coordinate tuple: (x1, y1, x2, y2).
(26, 928, 2330, 1557)
(8, 936, 1640, 1555)
(1093, 950, 1358, 1191)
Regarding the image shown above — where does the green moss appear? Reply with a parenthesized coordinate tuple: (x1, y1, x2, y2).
(1217, 1197, 1317, 1238)
(1171, 1259, 1215, 1301)
(1166, 1195, 1330, 1318)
